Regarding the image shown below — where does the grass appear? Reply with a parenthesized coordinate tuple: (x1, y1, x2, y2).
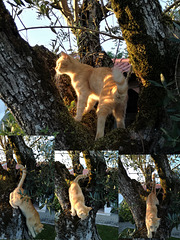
(35, 224, 56, 240)
(35, 223, 118, 240)
(96, 224, 118, 240)
(168, 238, 180, 240)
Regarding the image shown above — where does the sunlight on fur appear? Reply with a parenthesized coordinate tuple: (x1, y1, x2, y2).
(55, 51, 128, 140)
(145, 173, 160, 238)
(9, 164, 44, 238)
(69, 174, 92, 220)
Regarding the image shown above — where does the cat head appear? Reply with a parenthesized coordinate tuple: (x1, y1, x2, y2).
(147, 217, 160, 233)
(55, 52, 73, 75)
(77, 207, 92, 220)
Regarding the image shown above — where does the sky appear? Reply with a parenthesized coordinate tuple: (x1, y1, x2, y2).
(0, 0, 167, 121)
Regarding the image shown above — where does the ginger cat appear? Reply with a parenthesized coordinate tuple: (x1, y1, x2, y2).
(145, 173, 160, 238)
(55, 52, 128, 139)
(9, 164, 44, 238)
(69, 174, 92, 220)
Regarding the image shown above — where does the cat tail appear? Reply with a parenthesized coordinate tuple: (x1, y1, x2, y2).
(17, 164, 27, 188)
(152, 173, 156, 194)
(73, 174, 89, 183)
(112, 68, 128, 97)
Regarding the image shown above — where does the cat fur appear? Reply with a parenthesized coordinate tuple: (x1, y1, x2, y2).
(145, 173, 160, 238)
(9, 164, 44, 238)
(55, 52, 128, 139)
(69, 174, 92, 220)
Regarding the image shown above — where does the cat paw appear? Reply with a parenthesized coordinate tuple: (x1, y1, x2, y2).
(74, 116, 82, 121)
(71, 211, 76, 216)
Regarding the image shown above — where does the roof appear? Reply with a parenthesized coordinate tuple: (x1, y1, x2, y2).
(69, 169, 89, 175)
(113, 58, 131, 73)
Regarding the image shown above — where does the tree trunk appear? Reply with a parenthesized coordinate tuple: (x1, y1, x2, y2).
(111, 0, 180, 152)
(118, 156, 147, 237)
(55, 211, 101, 240)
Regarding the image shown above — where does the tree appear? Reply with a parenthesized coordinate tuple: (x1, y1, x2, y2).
(0, 135, 55, 239)
(118, 154, 180, 238)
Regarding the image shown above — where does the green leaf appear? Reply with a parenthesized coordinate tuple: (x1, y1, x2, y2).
(173, 22, 180, 31)
(169, 37, 180, 43)
(148, 80, 163, 87)
(24, 0, 33, 3)
(170, 114, 180, 122)
(50, 27, 57, 34)
(13, 0, 25, 6)
(17, 9, 23, 15)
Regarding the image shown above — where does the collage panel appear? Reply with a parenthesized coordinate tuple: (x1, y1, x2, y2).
(118, 155, 180, 240)
(0, 136, 55, 239)
(54, 151, 119, 240)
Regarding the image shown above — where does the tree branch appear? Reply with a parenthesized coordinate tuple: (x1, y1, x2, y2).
(18, 25, 124, 41)
(163, 0, 180, 14)
(73, 0, 78, 23)
(151, 154, 176, 200)
(59, 0, 74, 24)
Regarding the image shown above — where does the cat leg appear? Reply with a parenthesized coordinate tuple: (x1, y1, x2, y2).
(96, 108, 109, 140)
(26, 221, 36, 238)
(83, 97, 97, 115)
(71, 207, 76, 216)
(113, 104, 126, 129)
(96, 103, 111, 140)
(75, 94, 89, 121)
(147, 229, 152, 238)
(9, 192, 18, 209)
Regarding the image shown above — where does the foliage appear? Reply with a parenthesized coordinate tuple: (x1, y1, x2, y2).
(104, 168, 118, 208)
(166, 191, 180, 230)
(96, 224, 118, 240)
(149, 74, 180, 151)
(51, 194, 62, 212)
(119, 200, 135, 224)
(118, 228, 135, 238)
(0, 111, 25, 135)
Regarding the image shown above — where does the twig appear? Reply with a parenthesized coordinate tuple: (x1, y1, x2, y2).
(163, 0, 180, 13)
(19, 25, 124, 41)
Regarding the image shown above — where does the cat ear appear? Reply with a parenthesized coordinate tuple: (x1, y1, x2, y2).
(61, 51, 68, 58)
